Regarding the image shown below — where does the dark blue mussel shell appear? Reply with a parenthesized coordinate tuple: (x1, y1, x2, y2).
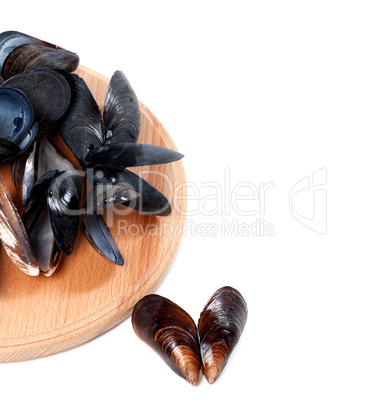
(0, 86, 37, 165)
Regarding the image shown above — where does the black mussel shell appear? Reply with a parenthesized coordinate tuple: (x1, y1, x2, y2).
(86, 166, 171, 216)
(0, 31, 79, 78)
(119, 168, 171, 216)
(0, 86, 37, 164)
(2, 69, 72, 127)
(82, 212, 124, 265)
(2, 44, 79, 80)
(132, 294, 202, 385)
(0, 175, 39, 276)
(85, 142, 184, 168)
(47, 171, 80, 255)
(198, 286, 248, 384)
(59, 74, 103, 167)
(84, 166, 139, 213)
(103, 70, 141, 144)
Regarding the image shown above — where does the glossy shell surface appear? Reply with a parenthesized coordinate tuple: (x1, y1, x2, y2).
(198, 286, 248, 384)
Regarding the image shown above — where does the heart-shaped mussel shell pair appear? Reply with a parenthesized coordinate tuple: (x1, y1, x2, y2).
(132, 286, 248, 385)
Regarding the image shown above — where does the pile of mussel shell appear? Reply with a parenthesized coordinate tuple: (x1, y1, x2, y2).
(0, 31, 184, 276)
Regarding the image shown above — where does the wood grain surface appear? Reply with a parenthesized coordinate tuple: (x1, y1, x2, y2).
(0, 66, 186, 362)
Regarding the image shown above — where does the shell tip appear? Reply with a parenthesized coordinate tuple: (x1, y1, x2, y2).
(186, 371, 200, 386)
(205, 373, 217, 384)
(203, 363, 222, 385)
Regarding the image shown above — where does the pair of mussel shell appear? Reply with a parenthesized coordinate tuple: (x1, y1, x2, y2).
(132, 286, 248, 385)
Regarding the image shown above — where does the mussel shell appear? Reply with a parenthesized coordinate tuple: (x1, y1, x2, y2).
(132, 294, 202, 385)
(0, 175, 39, 276)
(59, 73, 103, 167)
(11, 140, 38, 206)
(37, 136, 83, 195)
(28, 204, 62, 276)
(85, 142, 184, 168)
(84, 166, 139, 213)
(103, 70, 141, 144)
(22, 170, 61, 276)
(12, 136, 82, 207)
(0, 86, 37, 164)
(47, 171, 80, 255)
(0, 86, 34, 141)
(0, 31, 79, 77)
(86, 166, 171, 216)
(0, 31, 39, 70)
(198, 286, 248, 384)
(119, 168, 172, 216)
(1, 69, 72, 127)
(0, 122, 38, 165)
(2, 43, 79, 80)
(82, 212, 124, 266)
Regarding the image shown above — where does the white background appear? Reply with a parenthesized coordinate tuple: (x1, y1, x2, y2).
(2, 1, 379, 401)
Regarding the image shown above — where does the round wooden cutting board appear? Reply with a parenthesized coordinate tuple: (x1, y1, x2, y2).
(0, 66, 186, 362)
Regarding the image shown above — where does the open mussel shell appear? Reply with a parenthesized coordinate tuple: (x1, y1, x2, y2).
(0, 175, 39, 276)
(103, 70, 141, 144)
(132, 294, 202, 386)
(198, 286, 248, 384)
(0, 86, 38, 164)
(23, 169, 80, 274)
(18, 137, 82, 275)
(2, 69, 72, 127)
(12, 136, 82, 207)
(23, 170, 62, 276)
(0, 31, 79, 78)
